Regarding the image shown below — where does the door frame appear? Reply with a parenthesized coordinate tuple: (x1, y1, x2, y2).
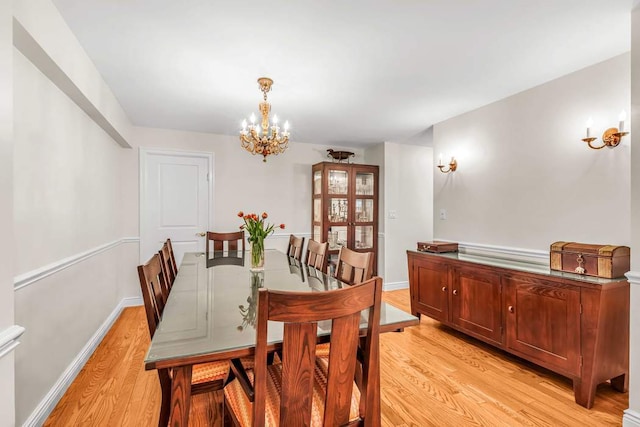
(139, 147, 215, 263)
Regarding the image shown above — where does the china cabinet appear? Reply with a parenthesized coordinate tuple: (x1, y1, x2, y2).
(312, 162, 378, 274)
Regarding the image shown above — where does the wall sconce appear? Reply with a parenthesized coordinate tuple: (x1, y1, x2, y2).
(437, 154, 457, 173)
(582, 111, 629, 149)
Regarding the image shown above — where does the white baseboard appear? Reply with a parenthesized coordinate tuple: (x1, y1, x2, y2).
(22, 296, 143, 427)
(624, 409, 640, 427)
(384, 281, 409, 291)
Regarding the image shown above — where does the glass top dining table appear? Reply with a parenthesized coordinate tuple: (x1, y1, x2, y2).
(145, 249, 418, 369)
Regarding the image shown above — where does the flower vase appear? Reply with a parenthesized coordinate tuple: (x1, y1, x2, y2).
(250, 241, 265, 270)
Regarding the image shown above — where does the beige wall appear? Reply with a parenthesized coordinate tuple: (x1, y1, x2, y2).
(12, 0, 136, 424)
(382, 142, 433, 286)
(627, 5, 640, 425)
(0, 0, 15, 425)
(434, 54, 631, 253)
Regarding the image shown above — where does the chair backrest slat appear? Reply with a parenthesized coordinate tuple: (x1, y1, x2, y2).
(159, 242, 176, 293)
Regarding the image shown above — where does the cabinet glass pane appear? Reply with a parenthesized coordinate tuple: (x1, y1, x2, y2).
(313, 171, 322, 195)
(354, 225, 374, 249)
(328, 226, 347, 250)
(355, 172, 374, 196)
(328, 170, 348, 195)
(355, 199, 373, 222)
(328, 198, 348, 222)
(313, 199, 321, 222)
(313, 225, 321, 243)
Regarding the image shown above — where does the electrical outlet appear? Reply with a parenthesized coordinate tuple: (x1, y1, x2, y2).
(439, 209, 447, 220)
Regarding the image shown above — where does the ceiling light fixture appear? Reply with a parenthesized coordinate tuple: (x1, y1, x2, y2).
(240, 77, 290, 162)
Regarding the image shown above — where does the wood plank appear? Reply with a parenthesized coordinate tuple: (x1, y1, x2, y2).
(46, 291, 627, 427)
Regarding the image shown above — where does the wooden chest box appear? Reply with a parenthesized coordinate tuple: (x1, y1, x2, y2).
(550, 241, 630, 279)
(417, 241, 458, 253)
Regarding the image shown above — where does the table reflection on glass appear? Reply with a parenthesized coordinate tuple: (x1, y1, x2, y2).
(144, 249, 418, 426)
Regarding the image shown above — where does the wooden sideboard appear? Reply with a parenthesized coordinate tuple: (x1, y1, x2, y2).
(407, 250, 629, 409)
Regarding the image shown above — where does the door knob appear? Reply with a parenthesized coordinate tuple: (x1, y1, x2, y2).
(197, 232, 206, 237)
(452, 289, 458, 296)
(441, 286, 447, 292)
(508, 305, 514, 313)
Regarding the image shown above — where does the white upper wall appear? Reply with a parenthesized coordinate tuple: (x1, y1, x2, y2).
(434, 53, 630, 252)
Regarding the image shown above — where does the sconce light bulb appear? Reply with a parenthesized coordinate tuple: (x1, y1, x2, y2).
(619, 110, 627, 121)
(586, 117, 593, 128)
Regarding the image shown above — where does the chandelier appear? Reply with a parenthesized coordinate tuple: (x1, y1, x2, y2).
(240, 77, 290, 162)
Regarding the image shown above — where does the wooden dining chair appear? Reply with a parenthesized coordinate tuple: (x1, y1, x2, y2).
(335, 247, 373, 285)
(224, 276, 383, 427)
(304, 239, 329, 273)
(286, 234, 305, 261)
(138, 254, 233, 427)
(206, 231, 245, 257)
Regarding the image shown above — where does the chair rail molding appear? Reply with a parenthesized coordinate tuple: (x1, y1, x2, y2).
(436, 240, 549, 265)
(0, 325, 26, 359)
(14, 237, 140, 290)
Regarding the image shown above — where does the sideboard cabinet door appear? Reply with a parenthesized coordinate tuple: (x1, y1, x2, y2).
(408, 255, 449, 322)
(450, 266, 503, 345)
(504, 276, 581, 376)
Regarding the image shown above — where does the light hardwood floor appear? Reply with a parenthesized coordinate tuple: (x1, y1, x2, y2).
(45, 290, 627, 426)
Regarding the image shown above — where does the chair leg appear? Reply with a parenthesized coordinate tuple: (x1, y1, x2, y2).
(158, 369, 172, 427)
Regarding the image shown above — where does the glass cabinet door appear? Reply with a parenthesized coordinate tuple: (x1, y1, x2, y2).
(328, 170, 348, 195)
(355, 199, 373, 223)
(328, 198, 348, 223)
(313, 170, 322, 195)
(355, 172, 374, 196)
(354, 225, 374, 249)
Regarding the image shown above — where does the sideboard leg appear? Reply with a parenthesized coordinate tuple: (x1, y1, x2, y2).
(610, 373, 628, 392)
(573, 378, 596, 409)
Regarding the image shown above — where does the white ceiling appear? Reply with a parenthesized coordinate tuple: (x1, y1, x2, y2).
(51, 0, 632, 148)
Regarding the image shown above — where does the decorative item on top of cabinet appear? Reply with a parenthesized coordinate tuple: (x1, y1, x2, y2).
(312, 162, 378, 275)
(326, 149, 355, 163)
(417, 241, 459, 253)
(407, 249, 629, 409)
(550, 241, 630, 278)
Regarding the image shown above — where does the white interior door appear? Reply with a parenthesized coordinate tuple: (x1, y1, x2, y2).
(140, 149, 213, 266)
